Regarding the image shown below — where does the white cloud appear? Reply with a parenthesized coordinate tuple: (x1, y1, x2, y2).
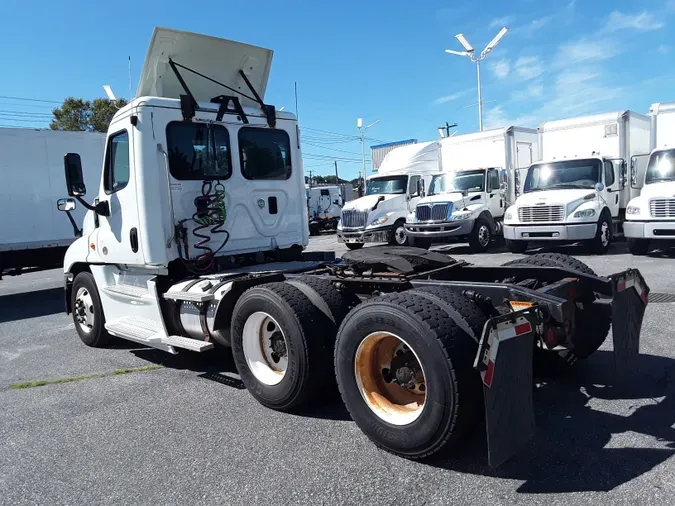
(604, 10, 664, 32)
(512, 82, 544, 101)
(556, 37, 619, 66)
(433, 91, 467, 105)
(522, 16, 552, 36)
(515, 56, 543, 80)
(490, 59, 511, 79)
(489, 16, 515, 29)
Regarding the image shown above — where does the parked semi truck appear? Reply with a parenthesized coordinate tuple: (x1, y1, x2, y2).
(404, 126, 539, 251)
(624, 102, 675, 254)
(306, 184, 353, 235)
(58, 27, 649, 468)
(336, 141, 441, 249)
(503, 111, 650, 254)
(0, 128, 105, 278)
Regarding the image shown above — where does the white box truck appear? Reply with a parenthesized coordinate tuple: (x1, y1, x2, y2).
(624, 102, 675, 254)
(0, 128, 105, 278)
(55, 26, 650, 470)
(503, 111, 650, 254)
(336, 141, 441, 249)
(404, 126, 538, 251)
(306, 184, 353, 235)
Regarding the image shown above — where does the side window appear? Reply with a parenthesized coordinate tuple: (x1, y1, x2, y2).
(408, 175, 421, 196)
(104, 131, 130, 194)
(488, 169, 500, 192)
(604, 161, 615, 186)
(166, 122, 231, 180)
(239, 127, 292, 180)
(320, 189, 330, 196)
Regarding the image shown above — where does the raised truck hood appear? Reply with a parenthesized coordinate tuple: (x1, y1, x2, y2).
(137, 27, 273, 107)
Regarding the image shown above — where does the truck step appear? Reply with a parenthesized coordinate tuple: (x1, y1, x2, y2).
(163, 291, 215, 303)
(103, 283, 149, 298)
(162, 335, 214, 352)
(105, 316, 162, 342)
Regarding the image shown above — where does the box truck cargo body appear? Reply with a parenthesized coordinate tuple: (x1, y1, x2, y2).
(0, 128, 105, 276)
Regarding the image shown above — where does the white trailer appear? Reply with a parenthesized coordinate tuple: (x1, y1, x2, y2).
(404, 126, 538, 251)
(624, 102, 675, 254)
(503, 111, 651, 254)
(336, 140, 441, 249)
(0, 128, 105, 277)
(56, 27, 650, 470)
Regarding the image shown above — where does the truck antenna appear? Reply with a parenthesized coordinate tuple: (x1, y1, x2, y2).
(128, 56, 132, 100)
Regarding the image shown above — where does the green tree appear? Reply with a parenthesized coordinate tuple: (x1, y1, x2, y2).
(50, 97, 128, 132)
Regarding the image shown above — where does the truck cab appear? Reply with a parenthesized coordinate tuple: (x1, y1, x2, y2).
(503, 111, 650, 254)
(404, 167, 505, 252)
(336, 141, 440, 249)
(504, 155, 626, 253)
(624, 102, 675, 254)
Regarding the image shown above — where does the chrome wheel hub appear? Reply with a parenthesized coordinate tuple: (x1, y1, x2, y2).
(74, 287, 95, 334)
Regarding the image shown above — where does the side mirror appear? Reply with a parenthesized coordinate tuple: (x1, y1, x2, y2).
(417, 179, 425, 198)
(57, 198, 76, 212)
(64, 153, 86, 196)
(619, 160, 627, 189)
(595, 182, 605, 192)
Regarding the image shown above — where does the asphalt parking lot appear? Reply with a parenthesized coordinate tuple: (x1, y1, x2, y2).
(1, 237, 675, 505)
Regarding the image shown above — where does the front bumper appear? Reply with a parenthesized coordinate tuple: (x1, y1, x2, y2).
(624, 220, 675, 239)
(337, 226, 390, 244)
(503, 223, 596, 241)
(404, 219, 475, 238)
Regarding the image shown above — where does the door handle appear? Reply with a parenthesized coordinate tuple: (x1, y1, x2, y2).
(130, 228, 139, 253)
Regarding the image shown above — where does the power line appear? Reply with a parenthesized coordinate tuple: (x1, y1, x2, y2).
(0, 101, 55, 109)
(302, 141, 364, 156)
(0, 110, 53, 117)
(0, 95, 62, 104)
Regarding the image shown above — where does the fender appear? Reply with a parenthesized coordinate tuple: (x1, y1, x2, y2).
(477, 210, 497, 233)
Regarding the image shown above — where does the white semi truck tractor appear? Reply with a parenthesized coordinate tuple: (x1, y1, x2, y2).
(404, 126, 538, 252)
(624, 102, 675, 254)
(503, 111, 650, 254)
(336, 141, 440, 249)
(57, 27, 650, 469)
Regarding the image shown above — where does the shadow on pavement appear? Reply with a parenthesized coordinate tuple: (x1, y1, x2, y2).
(0, 287, 64, 323)
(428, 351, 675, 493)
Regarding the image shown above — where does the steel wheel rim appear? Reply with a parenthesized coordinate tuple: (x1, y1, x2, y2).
(242, 311, 288, 386)
(354, 331, 427, 426)
(74, 287, 95, 334)
(478, 225, 490, 247)
(600, 221, 610, 247)
(394, 225, 407, 245)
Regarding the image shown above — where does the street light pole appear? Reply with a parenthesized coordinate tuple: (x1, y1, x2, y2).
(445, 26, 509, 132)
(357, 117, 379, 192)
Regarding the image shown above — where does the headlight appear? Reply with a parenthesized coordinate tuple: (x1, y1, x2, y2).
(370, 216, 389, 226)
(573, 209, 596, 218)
(451, 211, 473, 221)
(626, 205, 641, 215)
(505, 210, 513, 220)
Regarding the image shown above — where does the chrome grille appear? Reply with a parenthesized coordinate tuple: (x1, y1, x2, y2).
(416, 203, 451, 222)
(650, 198, 675, 218)
(341, 209, 368, 228)
(518, 205, 565, 223)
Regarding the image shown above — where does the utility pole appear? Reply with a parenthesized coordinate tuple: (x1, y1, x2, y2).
(437, 121, 458, 138)
(358, 170, 363, 197)
(308, 169, 313, 188)
(334, 160, 344, 202)
(357, 117, 379, 187)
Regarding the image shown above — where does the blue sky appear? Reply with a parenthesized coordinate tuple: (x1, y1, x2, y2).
(2, 0, 675, 180)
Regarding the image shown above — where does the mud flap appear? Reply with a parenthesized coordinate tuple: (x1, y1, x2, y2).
(474, 310, 538, 468)
(609, 269, 649, 376)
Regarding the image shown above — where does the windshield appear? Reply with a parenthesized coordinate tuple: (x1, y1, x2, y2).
(645, 149, 675, 184)
(429, 170, 485, 195)
(524, 159, 601, 192)
(366, 175, 408, 195)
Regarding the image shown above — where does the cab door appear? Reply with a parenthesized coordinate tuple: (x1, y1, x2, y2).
(486, 168, 504, 218)
(604, 160, 620, 218)
(407, 175, 422, 211)
(93, 124, 144, 265)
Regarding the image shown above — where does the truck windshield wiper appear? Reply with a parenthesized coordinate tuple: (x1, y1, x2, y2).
(548, 184, 588, 189)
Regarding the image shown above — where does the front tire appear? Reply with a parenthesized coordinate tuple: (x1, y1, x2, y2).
(231, 282, 336, 411)
(627, 237, 650, 255)
(389, 219, 409, 246)
(345, 242, 364, 250)
(409, 236, 432, 250)
(586, 214, 611, 254)
(468, 218, 491, 253)
(71, 272, 113, 348)
(335, 291, 483, 459)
